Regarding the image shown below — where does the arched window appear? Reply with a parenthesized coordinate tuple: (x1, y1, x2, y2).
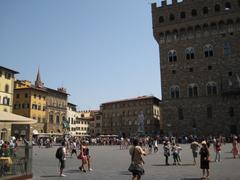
(215, 4, 221, 12)
(225, 2, 231, 10)
(204, 44, 213, 57)
(180, 28, 186, 40)
(3, 97, 10, 105)
(206, 82, 217, 95)
(56, 115, 60, 124)
(159, 32, 165, 44)
(168, 50, 177, 62)
(186, 47, 195, 60)
(195, 25, 201, 38)
(159, 16, 164, 23)
(166, 31, 172, 43)
(170, 86, 180, 98)
(49, 113, 54, 124)
(203, 7, 208, 14)
(5, 84, 9, 93)
(191, 9, 197, 16)
(188, 84, 198, 97)
(210, 22, 217, 34)
(227, 19, 234, 32)
(219, 21, 226, 33)
(173, 30, 178, 41)
(203, 24, 209, 36)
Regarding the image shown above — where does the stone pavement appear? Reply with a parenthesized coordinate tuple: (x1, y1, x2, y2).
(32, 144, 240, 180)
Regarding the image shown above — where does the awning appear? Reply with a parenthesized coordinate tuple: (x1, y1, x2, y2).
(0, 111, 37, 124)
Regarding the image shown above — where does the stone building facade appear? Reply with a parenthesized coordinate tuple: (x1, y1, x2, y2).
(0, 66, 19, 140)
(151, 0, 240, 136)
(13, 69, 68, 136)
(101, 96, 161, 137)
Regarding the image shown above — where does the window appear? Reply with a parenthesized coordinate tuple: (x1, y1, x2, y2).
(203, 7, 208, 14)
(49, 114, 54, 124)
(168, 50, 177, 62)
(208, 66, 212, 70)
(204, 44, 213, 57)
(16, 94, 20, 98)
(224, 42, 231, 56)
(25, 93, 28, 98)
(170, 86, 180, 98)
(186, 47, 195, 60)
(159, 33, 165, 44)
(207, 82, 217, 96)
(188, 84, 198, 97)
(228, 72, 232, 76)
(5, 85, 9, 93)
(225, 2, 231, 10)
(3, 97, 10, 105)
(178, 108, 184, 120)
(5, 73, 11, 79)
(56, 115, 60, 124)
(207, 105, 212, 119)
(180, 12, 185, 19)
(215, 4, 220, 12)
(189, 68, 193, 72)
(159, 16, 164, 23)
(172, 70, 176, 74)
(191, 9, 197, 16)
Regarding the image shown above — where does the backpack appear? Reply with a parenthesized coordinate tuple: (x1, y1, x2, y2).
(56, 147, 63, 159)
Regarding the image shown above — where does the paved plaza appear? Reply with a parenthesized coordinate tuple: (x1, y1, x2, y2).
(32, 144, 240, 180)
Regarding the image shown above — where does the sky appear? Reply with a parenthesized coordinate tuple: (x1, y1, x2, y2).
(0, 0, 163, 110)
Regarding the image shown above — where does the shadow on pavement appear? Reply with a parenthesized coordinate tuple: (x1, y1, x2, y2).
(152, 163, 194, 166)
(119, 171, 132, 175)
(181, 178, 201, 180)
(40, 175, 61, 178)
(65, 169, 82, 173)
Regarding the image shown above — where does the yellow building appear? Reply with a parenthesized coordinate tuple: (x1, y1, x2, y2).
(0, 66, 19, 140)
(13, 79, 47, 137)
(13, 69, 68, 137)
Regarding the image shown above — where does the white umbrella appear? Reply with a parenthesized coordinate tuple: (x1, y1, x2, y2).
(0, 111, 37, 124)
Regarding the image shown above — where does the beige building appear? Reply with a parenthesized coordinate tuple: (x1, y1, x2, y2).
(101, 96, 161, 137)
(152, 0, 240, 136)
(0, 66, 19, 140)
(13, 69, 68, 136)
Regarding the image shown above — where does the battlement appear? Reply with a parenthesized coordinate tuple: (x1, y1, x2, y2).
(151, 0, 183, 9)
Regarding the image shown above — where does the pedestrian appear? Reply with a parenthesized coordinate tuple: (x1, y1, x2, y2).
(214, 140, 221, 162)
(59, 141, 67, 177)
(190, 140, 200, 165)
(232, 136, 239, 158)
(78, 144, 87, 172)
(199, 141, 210, 179)
(153, 138, 158, 153)
(163, 141, 170, 165)
(128, 138, 146, 180)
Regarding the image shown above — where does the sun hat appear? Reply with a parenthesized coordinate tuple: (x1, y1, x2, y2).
(201, 141, 207, 145)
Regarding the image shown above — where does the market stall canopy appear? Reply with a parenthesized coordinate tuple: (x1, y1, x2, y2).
(0, 111, 37, 124)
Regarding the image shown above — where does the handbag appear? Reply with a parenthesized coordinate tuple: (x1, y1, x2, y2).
(128, 147, 144, 174)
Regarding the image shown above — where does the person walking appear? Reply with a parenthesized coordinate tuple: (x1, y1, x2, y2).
(59, 141, 67, 177)
(232, 136, 239, 158)
(128, 138, 146, 180)
(214, 140, 221, 162)
(199, 141, 210, 179)
(190, 140, 200, 165)
(163, 141, 170, 165)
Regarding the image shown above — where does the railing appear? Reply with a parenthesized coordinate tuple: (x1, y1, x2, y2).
(0, 144, 32, 180)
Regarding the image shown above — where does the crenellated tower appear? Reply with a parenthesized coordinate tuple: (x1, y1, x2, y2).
(152, 0, 240, 136)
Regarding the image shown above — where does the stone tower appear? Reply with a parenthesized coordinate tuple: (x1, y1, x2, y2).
(35, 68, 44, 88)
(152, 0, 240, 136)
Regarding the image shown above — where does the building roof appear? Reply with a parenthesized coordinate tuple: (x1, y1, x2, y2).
(0, 66, 19, 74)
(101, 96, 160, 105)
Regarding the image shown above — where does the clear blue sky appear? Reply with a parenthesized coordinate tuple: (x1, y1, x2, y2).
(0, 0, 162, 110)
